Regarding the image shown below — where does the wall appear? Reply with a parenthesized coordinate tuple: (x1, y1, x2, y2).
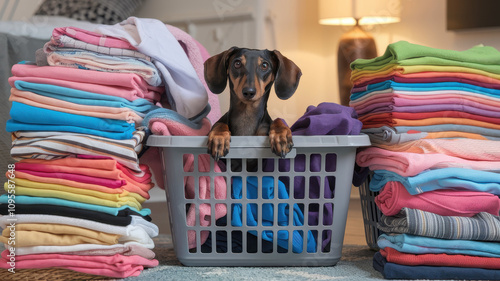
(0, 0, 43, 21)
(137, 0, 500, 125)
(6, 0, 500, 120)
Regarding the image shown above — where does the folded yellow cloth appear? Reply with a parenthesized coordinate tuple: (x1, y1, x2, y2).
(1, 223, 120, 247)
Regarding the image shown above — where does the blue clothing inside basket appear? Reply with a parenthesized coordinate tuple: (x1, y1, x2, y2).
(231, 176, 317, 253)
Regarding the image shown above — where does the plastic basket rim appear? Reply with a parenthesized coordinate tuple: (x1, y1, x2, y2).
(146, 134, 370, 148)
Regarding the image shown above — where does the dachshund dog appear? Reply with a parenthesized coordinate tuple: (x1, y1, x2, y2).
(204, 47, 302, 161)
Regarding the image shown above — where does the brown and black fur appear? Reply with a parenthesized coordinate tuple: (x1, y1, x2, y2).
(204, 47, 302, 161)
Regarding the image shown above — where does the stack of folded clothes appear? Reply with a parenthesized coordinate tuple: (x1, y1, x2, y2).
(350, 41, 500, 280)
(0, 17, 219, 278)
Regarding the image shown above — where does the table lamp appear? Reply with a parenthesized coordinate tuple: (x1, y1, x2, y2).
(319, 0, 400, 106)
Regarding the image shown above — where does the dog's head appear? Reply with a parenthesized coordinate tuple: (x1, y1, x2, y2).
(204, 47, 302, 103)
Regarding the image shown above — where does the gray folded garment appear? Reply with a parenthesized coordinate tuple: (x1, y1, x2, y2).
(378, 207, 500, 241)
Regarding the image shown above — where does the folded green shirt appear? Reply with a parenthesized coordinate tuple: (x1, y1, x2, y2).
(351, 41, 500, 74)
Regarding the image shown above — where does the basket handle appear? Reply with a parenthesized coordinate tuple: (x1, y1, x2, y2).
(224, 147, 297, 159)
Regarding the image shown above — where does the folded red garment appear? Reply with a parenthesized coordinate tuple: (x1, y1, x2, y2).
(375, 181, 500, 217)
(380, 247, 500, 269)
(352, 70, 500, 88)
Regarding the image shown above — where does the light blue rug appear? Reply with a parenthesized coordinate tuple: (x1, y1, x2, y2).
(127, 235, 385, 281)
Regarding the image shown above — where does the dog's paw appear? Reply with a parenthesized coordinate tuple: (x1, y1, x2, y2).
(207, 128, 231, 161)
(269, 119, 293, 158)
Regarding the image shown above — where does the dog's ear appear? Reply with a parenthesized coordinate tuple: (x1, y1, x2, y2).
(204, 47, 238, 94)
(271, 50, 302, 100)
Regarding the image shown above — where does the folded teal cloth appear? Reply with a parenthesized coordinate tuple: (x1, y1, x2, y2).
(370, 168, 500, 195)
(378, 233, 500, 258)
(0, 195, 151, 217)
(7, 102, 136, 139)
(14, 80, 158, 114)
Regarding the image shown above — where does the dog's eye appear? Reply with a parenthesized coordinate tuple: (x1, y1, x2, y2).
(261, 62, 269, 71)
(233, 60, 242, 69)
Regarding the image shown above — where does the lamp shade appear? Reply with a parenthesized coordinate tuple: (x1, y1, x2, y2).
(319, 0, 401, 25)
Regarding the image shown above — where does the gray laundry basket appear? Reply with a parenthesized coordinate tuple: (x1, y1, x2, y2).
(147, 135, 370, 266)
(358, 173, 384, 250)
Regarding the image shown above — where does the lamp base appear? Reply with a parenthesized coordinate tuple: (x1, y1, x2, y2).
(337, 25, 377, 106)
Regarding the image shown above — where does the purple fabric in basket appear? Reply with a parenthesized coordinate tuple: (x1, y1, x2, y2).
(265, 102, 362, 250)
(290, 102, 363, 136)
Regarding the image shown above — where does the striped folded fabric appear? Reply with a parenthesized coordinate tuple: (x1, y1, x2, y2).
(378, 207, 500, 241)
(10, 130, 145, 173)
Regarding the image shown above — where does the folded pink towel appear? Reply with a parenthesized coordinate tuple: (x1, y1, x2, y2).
(149, 118, 211, 137)
(374, 139, 500, 161)
(9, 75, 160, 105)
(0, 250, 158, 278)
(63, 244, 155, 259)
(375, 181, 500, 217)
(11, 63, 163, 102)
(54, 26, 138, 50)
(357, 147, 500, 176)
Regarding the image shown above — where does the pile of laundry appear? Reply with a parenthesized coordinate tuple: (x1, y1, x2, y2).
(1, 17, 219, 278)
(351, 41, 500, 280)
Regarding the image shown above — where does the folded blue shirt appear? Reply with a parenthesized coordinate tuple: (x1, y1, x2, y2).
(370, 168, 500, 195)
(6, 120, 134, 140)
(377, 233, 500, 258)
(351, 80, 500, 100)
(231, 176, 317, 253)
(0, 195, 151, 217)
(7, 102, 136, 140)
(14, 80, 158, 114)
(389, 124, 500, 138)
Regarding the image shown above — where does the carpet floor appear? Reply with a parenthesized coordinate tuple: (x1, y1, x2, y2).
(126, 235, 385, 281)
(0, 234, 385, 280)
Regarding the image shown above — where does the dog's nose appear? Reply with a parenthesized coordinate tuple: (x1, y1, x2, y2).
(242, 87, 256, 99)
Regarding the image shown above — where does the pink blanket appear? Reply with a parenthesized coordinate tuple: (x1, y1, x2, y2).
(53, 26, 137, 50)
(357, 146, 500, 176)
(373, 139, 500, 161)
(375, 181, 500, 217)
(10, 64, 163, 102)
(139, 116, 225, 248)
(183, 153, 227, 249)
